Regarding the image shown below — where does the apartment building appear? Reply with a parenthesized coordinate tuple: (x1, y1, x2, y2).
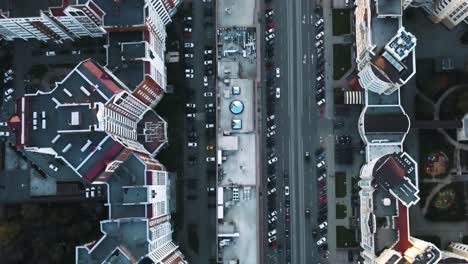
(354, 0, 416, 95)
(0, 0, 106, 42)
(2, 0, 186, 263)
(424, 0, 468, 29)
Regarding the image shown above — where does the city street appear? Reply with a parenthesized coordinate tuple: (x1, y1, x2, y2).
(260, 0, 332, 263)
(175, 1, 217, 263)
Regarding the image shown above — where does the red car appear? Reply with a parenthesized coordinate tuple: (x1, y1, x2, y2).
(320, 195, 327, 202)
(266, 22, 274, 29)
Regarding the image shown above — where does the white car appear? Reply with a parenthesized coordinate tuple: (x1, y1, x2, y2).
(268, 188, 276, 195)
(268, 215, 277, 224)
(72, 50, 81, 55)
(4, 69, 13, 77)
(205, 103, 214, 108)
(268, 156, 278, 165)
(266, 28, 275, 34)
(317, 160, 326, 168)
(0, 131, 9, 136)
(319, 221, 328, 230)
(315, 18, 324, 27)
(203, 76, 208, 87)
(206, 157, 216, 162)
(317, 98, 326, 106)
(275, 67, 280, 78)
(316, 73, 324, 82)
(204, 92, 213, 97)
(184, 53, 193, 58)
(206, 123, 215, 128)
(0, 122, 7, 126)
(267, 115, 275, 122)
(267, 175, 277, 182)
(186, 103, 196, 108)
(275, 87, 280, 98)
(184, 27, 192, 32)
(317, 173, 326, 182)
(204, 49, 213, 55)
(184, 43, 194, 48)
(186, 113, 196, 118)
(46, 51, 56, 56)
(266, 33, 275, 41)
(49, 163, 59, 172)
(188, 142, 198, 147)
(267, 130, 276, 138)
(317, 237, 327, 246)
(185, 74, 194, 79)
(315, 31, 324, 40)
(268, 125, 277, 132)
(185, 69, 193, 73)
(4, 88, 14, 96)
(4, 76, 13, 83)
(184, 16, 192, 21)
(204, 60, 213, 65)
(268, 236, 277, 243)
(4, 95, 12, 102)
(285, 186, 290, 196)
(269, 210, 277, 218)
(268, 229, 277, 237)
(315, 39, 324, 48)
(265, 10, 274, 18)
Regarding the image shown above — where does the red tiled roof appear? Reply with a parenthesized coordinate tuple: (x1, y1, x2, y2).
(82, 60, 123, 95)
(83, 142, 124, 182)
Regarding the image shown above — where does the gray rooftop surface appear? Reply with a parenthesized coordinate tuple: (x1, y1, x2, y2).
(371, 16, 400, 49)
(78, 0, 145, 27)
(107, 32, 146, 90)
(376, 0, 402, 16)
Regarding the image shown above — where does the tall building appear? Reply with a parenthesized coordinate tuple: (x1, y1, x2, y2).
(424, 0, 468, 29)
(354, 0, 417, 95)
(0, 0, 106, 42)
(2, 0, 187, 263)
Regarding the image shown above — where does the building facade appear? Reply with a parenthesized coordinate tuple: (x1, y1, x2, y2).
(424, 0, 468, 29)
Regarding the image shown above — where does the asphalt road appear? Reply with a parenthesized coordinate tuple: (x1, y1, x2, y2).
(261, 0, 324, 263)
(177, 1, 217, 263)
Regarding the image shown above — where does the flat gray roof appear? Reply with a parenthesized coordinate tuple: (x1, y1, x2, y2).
(78, 0, 145, 27)
(376, 0, 402, 16)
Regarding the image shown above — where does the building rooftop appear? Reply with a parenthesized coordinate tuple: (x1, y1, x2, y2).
(376, 0, 402, 17)
(364, 113, 410, 134)
(78, 0, 145, 27)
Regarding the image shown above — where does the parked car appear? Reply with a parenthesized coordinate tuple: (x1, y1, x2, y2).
(204, 60, 213, 65)
(268, 210, 277, 218)
(317, 173, 326, 182)
(49, 163, 59, 172)
(317, 98, 326, 106)
(266, 115, 275, 122)
(205, 103, 214, 108)
(184, 27, 192, 32)
(184, 53, 193, 58)
(315, 18, 324, 27)
(204, 49, 212, 55)
(268, 215, 277, 224)
(206, 157, 216, 162)
(268, 229, 277, 237)
(268, 236, 277, 243)
(275, 87, 280, 98)
(315, 39, 324, 48)
(268, 188, 277, 195)
(184, 42, 194, 48)
(0, 131, 10, 136)
(266, 33, 275, 41)
(185, 69, 193, 73)
(188, 142, 197, 147)
(4, 95, 12, 102)
(317, 237, 327, 246)
(203, 76, 208, 87)
(315, 31, 324, 40)
(206, 124, 215, 129)
(268, 156, 278, 164)
(204, 92, 213, 97)
(186, 103, 196, 108)
(317, 160, 326, 168)
(319, 221, 328, 229)
(275, 67, 280, 78)
(46, 51, 56, 56)
(186, 113, 196, 118)
(267, 130, 276, 138)
(267, 175, 277, 182)
(284, 186, 290, 195)
(185, 73, 194, 79)
(265, 9, 274, 18)
(4, 88, 14, 96)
